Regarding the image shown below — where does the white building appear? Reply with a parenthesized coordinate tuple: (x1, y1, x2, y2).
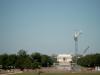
(56, 54, 72, 70)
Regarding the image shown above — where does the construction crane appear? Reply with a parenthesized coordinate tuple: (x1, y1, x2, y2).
(74, 31, 82, 64)
(73, 31, 82, 71)
(83, 46, 90, 56)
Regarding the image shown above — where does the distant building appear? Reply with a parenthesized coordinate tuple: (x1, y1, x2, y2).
(56, 54, 72, 70)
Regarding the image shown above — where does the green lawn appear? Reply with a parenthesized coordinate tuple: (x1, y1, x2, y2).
(10, 72, 100, 75)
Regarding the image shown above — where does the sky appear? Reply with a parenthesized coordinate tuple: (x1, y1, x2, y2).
(0, 0, 100, 55)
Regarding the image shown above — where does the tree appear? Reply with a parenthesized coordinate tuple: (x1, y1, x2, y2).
(0, 55, 2, 65)
(77, 54, 100, 67)
(31, 52, 41, 62)
(22, 55, 32, 69)
(17, 49, 27, 57)
(0, 49, 55, 70)
(7, 54, 17, 69)
(16, 49, 28, 70)
(31, 62, 40, 69)
(31, 52, 41, 68)
(0, 54, 9, 70)
(41, 55, 53, 67)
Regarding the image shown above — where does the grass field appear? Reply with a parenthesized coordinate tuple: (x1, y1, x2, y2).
(9, 72, 100, 75)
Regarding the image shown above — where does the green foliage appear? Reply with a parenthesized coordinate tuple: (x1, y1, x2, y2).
(17, 49, 27, 57)
(77, 54, 100, 67)
(31, 52, 41, 63)
(0, 54, 9, 69)
(41, 55, 53, 67)
(16, 50, 32, 70)
(8, 54, 17, 66)
(31, 62, 40, 69)
(41, 55, 49, 67)
(0, 49, 54, 70)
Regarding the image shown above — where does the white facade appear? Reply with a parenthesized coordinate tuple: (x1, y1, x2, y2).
(57, 54, 72, 65)
(56, 54, 72, 70)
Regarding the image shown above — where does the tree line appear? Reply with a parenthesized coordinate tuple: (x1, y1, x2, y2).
(77, 53, 100, 67)
(0, 49, 100, 70)
(0, 49, 54, 70)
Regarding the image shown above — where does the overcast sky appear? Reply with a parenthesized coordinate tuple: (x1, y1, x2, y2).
(0, 0, 100, 55)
